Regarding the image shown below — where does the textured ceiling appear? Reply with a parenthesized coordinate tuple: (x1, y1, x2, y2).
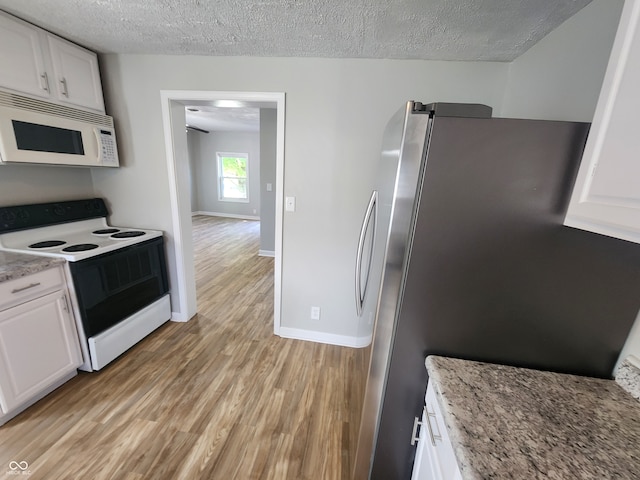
(0, 0, 593, 132)
(0, 0, 592, 62)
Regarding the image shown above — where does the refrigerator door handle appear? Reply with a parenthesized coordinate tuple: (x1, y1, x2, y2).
(355, 190, 378, 316)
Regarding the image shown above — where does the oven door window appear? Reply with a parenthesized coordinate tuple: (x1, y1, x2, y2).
(13, 120, 85, 155)
(69, 237, 169, 338)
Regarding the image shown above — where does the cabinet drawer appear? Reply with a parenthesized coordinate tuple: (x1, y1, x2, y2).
(0, 267, 65, 311)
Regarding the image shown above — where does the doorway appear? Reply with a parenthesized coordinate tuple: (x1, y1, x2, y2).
(160, 90, 285, 333)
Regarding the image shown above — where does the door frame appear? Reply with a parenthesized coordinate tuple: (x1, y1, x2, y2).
(160, 90, 285, 333)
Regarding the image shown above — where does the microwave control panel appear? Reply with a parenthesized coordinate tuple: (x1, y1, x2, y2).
(98, 128, 119, 167)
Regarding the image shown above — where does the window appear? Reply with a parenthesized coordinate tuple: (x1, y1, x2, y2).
(217, 152, 249, 202)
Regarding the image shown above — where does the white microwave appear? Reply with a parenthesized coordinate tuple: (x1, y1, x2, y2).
(0, 91, 119, 168)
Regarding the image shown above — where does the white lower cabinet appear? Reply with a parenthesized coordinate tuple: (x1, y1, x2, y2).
(412, 381, 462, 480)
(0, 267, 82, 424)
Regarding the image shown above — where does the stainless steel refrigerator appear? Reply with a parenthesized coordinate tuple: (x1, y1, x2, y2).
(352, 101, 640, 479)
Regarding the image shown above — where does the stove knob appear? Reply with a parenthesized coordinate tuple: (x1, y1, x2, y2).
(16, 209, 29, 221)
(53, 205, 65, 216)
(1, 211, 16, 224)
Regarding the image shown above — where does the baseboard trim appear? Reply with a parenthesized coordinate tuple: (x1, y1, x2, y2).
(171, 311, 190, 322)
(277, 327, 372, 348)
(259, 250, 275, 257)
(192, 211, 260, 221)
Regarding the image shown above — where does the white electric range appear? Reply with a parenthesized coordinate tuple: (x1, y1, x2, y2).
(0, 199, 171, 371)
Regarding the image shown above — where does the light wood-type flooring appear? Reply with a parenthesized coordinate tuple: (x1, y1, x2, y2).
(0, 215, 370, 480)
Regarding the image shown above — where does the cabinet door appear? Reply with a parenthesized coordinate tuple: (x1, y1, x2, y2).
(0, 13, 49, 99)
(0, 291, 82, 414)
(412, 407, 442, 480)
(46, 34, 105, 112)
(564, 1, 640, 243)
(411, 382, 462, 480)
(425, 384, 461, 479)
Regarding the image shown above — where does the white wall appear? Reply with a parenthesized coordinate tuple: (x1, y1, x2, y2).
(88, 3, 627, 344)
(187, 130, 199, 211)
(500, 0, 624, 122)
(0, 164, 94, 206)
(2, 1, 626, 346)
(260, 109, 277, 254)
(0, 0, 629, 350)
(92, 55, 509, 342)
(189, 130, 261, 217)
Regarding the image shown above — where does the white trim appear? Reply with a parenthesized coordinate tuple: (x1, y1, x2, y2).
(218, 198, 250, 204)
(259, 250, 275, 257)
(160, 90, 285, 336)
(192, 211, 260, 221)
(160, 96, 193, 322)
(170, 311, 191, 322)
(278, 326, 372, 348)
(273, 95, 285, 336)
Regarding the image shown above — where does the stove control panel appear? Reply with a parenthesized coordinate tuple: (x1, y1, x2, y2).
(0, 198, 108, 233)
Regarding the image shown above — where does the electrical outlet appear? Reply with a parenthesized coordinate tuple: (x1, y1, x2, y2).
(311, 306, 321, 320)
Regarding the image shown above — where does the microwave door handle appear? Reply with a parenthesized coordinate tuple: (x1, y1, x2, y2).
(93, 128, 103, 165)
(355, 190, 377, 316)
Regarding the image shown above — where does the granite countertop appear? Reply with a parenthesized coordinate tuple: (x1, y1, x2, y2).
(0, 251, 65, 284)
(425, 355, 640, 480)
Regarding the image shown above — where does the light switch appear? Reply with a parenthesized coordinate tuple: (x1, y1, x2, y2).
(285, 196, 296, 212)
(266, 183, 272, 192)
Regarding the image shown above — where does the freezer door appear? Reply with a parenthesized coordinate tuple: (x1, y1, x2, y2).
(353, 102, 432, 479)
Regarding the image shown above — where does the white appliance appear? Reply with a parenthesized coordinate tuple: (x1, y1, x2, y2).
(0, 90, 119, 167)
(0, 199, 171, 372)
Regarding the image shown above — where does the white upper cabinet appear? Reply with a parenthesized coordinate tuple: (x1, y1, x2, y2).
(46, 34, 105, 112)
(564, 1, 640, 243)
(0, 13, 49, 99)
(0, 11, 105, 113)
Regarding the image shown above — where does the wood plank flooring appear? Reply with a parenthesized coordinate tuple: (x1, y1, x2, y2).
(0, 215, 370, 480)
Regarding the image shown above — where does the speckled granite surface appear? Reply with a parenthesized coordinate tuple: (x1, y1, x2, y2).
(0, 251, 65, 284)
(426, 355, 640, 480)
(616, 356, 640, 401)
